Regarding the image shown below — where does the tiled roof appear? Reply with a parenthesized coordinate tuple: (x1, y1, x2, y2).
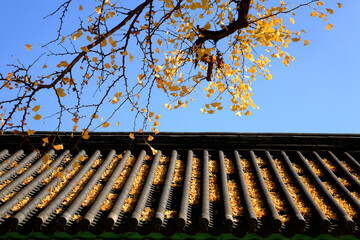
(0, 132, 360, 239)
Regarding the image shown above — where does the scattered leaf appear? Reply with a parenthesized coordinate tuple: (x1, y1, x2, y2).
(310, 11, 318, 17)
(82, 129, 90, 139)
(129, 133, 135, 139)
(145, 141, 157, 155)
(147, 135, 154, 141)
(81, 46, 89, 52)
(42, 137, 49, 146)
(32, 105, 40, 112)
(326, 8, 334, 14)
(56, 88, 66, 97)
(72, 161, 79, 168)
(101, 39, 107, 47)
(109, 36, 116, 47)
(26, 44, 32, 51)
(326, 23, 333, 30)
(43, 153, 50, 163)
(53, 144, 63, 150)
(102, 122, 110, 128)
(27, 129, 35, 135)
(33, 114, 42, 120)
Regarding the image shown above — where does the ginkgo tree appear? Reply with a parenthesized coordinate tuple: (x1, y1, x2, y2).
(0, 0, 340, 145)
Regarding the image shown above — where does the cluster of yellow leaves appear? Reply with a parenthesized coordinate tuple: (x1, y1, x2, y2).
(9, 0, 339, 137)
(150, 0, 339, 117)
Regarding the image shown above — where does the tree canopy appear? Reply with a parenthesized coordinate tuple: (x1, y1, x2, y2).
(0, 0, 341, 145)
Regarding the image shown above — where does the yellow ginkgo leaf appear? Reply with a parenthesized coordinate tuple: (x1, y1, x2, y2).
(155, 115, 161, 119)
(33, 114, 42, 120)
(326, 8, 334, 14)
(95, 7, 102, 14)
(101, 39, 107, 47)
(289, 18, 295, 24)
(112, 97, 119, 104)
(337, 3, 342, 8)
(53, 144, 63, 150)
(304, 40, 309, 46)
(26, 44, 32, 51)
(42, 137, 49, 146)
(245, 111, 251, 116)
(109, 36, 116, 47)
(316, 1, 323, 6)
(82, 129, 90, 139)
(42, 153, 50, 163)
(116, 122, 120, 127)
(129, 133, 135, 139)
(81, 46, 89, 52)
(56, 172, 64, 177)
(129, 54, 134, 62)
(27, 129, 35, 135)
(102, 122, 110, 128)
(147, 135, 154, 141)
(115, 92, 122, 98)
(326, 23, 333, 30)
(32, 105, 40, 112)
(57, 61, 69, 68)
(310, 11, 318, 17)
(56, 88, 66, 97)
(105, 63, 110, 68)
(43, 64, 48, 68)
(79, 5, 83, 11)
(72, 161, 79, 168)
(145, 141, 157, 155)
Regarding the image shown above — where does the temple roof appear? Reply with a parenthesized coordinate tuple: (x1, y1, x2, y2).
(0, 132, 359, 239)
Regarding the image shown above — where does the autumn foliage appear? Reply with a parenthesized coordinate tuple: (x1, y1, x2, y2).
(0, 0, 340, 143)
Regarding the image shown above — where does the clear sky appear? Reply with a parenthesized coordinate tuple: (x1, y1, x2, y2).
(1, 1, 359, 134)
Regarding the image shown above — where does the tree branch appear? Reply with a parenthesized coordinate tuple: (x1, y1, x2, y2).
(35, 0, 152, 91)
(195, 0, 250, 47)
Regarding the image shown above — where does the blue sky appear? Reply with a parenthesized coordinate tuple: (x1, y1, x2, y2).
(1, 1, 359, 134)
